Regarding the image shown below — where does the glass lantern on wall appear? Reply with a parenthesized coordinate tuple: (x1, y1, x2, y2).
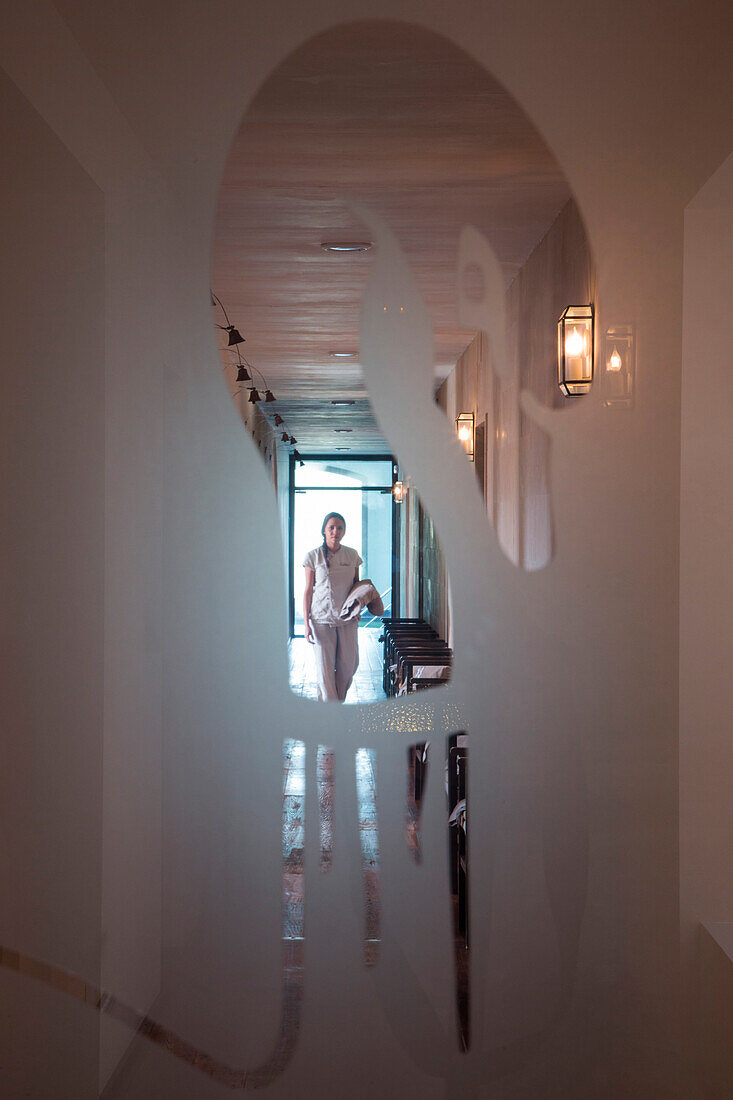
(557, 304, 594, 397)
(455, 411, 475, 461)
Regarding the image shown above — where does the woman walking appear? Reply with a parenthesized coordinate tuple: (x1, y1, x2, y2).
(303, 512, 362, 702)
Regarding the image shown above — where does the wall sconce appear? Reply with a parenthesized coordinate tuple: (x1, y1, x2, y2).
(455, 412, 475, 461)
(393, 480, 404, 504)
(557, 304, 594, 397)
(603, 324, 635, 407)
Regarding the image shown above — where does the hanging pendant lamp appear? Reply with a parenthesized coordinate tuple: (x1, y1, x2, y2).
(227, 326, 245, 347)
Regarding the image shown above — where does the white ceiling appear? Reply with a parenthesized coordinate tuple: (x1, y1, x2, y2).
(212, 21, 570, 452)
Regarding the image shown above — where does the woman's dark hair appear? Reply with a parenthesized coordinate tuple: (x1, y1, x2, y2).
(321, 512, 346, 551)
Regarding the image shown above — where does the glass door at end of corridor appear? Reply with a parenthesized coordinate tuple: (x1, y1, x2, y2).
(289, 454, 397, 637)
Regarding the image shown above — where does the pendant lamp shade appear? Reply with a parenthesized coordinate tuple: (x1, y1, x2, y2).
(248, 387, 261, 403)
(227, 326, 245, 347)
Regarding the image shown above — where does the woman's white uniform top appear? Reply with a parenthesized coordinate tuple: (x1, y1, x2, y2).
(303, 544, 363, 625)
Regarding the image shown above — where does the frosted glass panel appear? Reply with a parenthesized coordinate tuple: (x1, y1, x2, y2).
(4, 4, 729, 1097)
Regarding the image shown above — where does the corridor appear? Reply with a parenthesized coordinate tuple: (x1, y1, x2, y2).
(5, 3, 732, 1094)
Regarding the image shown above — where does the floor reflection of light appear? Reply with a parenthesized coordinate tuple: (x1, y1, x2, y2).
(282, 739, 305, 934)
(355, 747, 380, 966)
(288, 634, 386, 704)
(317, 745, 334, 871)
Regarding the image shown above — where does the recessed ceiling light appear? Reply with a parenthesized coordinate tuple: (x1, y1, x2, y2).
(320, 241, 372, 253)
(330, 351, 357, 358)
(331, 400, 355, 406)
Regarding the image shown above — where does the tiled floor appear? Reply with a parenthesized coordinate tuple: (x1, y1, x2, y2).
(281, 737, 468, 1053)
(288, 628, 386, 703)
(282, 741, 380, 945)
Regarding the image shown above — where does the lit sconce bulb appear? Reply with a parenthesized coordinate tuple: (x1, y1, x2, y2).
(607, 346, 622, 372)
(454, 412, 475, 460)
(565, 327, 585, 357)
(558, 304, 594, 397)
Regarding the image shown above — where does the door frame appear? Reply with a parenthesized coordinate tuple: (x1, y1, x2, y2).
(288, 452, 397, 637)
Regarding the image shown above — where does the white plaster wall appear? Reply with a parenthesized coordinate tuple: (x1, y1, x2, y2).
(0, 66, 104, 1097)
(680, 152, 733, 988)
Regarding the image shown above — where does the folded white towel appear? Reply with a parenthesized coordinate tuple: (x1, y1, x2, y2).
(339, 580, 383, 621)
(412, 664, 450, 680)
(448, 798, 467, 830)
